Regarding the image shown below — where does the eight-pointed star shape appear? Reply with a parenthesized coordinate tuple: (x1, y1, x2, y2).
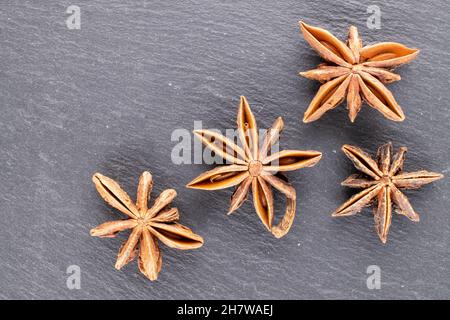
(333, 143, 443, 243)
(187, 96, 322, 238)
(299, 21, 419, 123)
(90, 171, 203, 281)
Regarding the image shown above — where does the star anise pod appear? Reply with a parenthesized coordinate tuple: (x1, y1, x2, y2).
(90, 171, 203, 281)
(187, 96, 322, 238)
(333, 143, 443, 243)
(299, 21, 419, 123)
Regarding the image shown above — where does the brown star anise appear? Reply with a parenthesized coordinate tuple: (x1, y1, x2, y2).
(90, 171, 203, 281)
(333, 143, 443, 243)
(187, 96, 322, 238)
(299, 21, 419, 123)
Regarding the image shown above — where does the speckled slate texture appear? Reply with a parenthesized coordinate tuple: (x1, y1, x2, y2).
(1, 0, 449, 300)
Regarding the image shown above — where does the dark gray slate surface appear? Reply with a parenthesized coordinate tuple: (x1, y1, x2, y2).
(1, 0, 449, 300)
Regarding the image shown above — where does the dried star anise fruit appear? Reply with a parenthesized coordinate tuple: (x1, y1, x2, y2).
(187, 96, 322, 238)
(90, 171, 203, 281)
(333, 143, 443, 243)
(299, 21, 419, 123)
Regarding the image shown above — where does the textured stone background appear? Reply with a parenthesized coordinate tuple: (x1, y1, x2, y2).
(1, 0, 449, 299)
